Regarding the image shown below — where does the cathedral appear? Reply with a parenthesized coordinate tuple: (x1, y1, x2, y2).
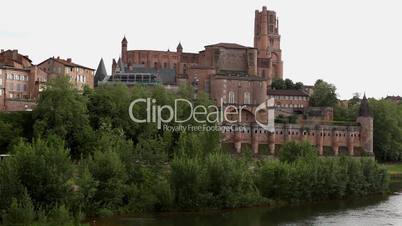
(95, 6, 373, 156)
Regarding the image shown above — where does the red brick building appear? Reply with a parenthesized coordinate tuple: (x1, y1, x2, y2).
(102, 6, 373, 156)
(38, 57, 94, 90)
(112, 6, 284, 91)
(267, 89, 309, 109)
(254, 6, 283, 81)
(0, 50, 94, 111)
(0, 50, 46, 111)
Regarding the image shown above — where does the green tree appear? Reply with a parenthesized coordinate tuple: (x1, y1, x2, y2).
(170, 157, 204, 209)
(87, 84, 135, 138)
(370, 99, 402, 161)
(278, 141, 318, 163)
(33, 77, 95, 158)
(1, 190, 35, 226)
(74, 164, 98, 215)
(271, 79, 304, 90)
(11, 137, 74, 208)
(89, 149, 128, 210)
(204, 152, 261, 208)
(309, 79, 338, 107)
(0, 157, 25, 212)
(0, 112, 33, 153)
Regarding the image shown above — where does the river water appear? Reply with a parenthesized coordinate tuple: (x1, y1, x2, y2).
(94, 180, 402, 226)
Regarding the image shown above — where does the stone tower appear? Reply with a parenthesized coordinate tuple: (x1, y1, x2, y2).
(356, 94, 374, 154)
(121, 36, 128, 64)
(254, 6, 283, 84)
(176, 42, 183, 53)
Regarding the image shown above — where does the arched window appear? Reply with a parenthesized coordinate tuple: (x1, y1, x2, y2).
(229, 91, 235, 104)
(244, 92, 251, 104)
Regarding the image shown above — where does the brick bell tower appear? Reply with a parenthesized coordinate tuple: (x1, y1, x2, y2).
(254, 6, 283, 84)
(121, 36, 128, 64)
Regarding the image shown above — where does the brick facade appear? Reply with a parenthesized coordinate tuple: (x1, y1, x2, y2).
(108, 6, 373, 156)
(0, 50, 94, 111)
(38, 57, 94, 90)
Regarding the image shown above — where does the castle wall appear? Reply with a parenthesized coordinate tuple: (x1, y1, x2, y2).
(222, 123, 363, 156)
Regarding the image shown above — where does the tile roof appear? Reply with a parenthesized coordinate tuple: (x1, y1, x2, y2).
(205, 43, 253, 49)
(267, 89, 309, 96)
(38, 57, 94, 70)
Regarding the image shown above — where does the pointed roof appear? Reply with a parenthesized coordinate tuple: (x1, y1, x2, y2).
(177, 42, 183, 50)
(359, 93, 371, 117)
(116, 57, 125, 73)
(94, 58, 108, 86)
(122, 36, 127, 43)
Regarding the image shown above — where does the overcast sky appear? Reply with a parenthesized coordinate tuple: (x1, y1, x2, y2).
(1, 0, 401, 99)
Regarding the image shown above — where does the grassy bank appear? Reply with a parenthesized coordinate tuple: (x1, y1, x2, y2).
(383, 163, 402, 178)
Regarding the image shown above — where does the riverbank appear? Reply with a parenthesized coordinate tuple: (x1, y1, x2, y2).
(383, 163, 402, 178)
(85, 153, 390, 225)
(92, 177, 402, 226)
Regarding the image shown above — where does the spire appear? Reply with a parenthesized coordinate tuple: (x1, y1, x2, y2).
(122, 35, 127, 44)
(117, 57, 125, 73)
(177, 42, 183, 53)
(359, 93, 371, 117)
(94, 58, 108, 87)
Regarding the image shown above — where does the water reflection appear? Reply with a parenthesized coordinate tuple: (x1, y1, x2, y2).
(94, 180, 402, 226)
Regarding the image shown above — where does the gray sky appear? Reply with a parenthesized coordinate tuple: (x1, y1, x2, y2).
(1, 0, 401, 99)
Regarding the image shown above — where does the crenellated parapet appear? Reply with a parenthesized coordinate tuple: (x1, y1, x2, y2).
(221, 122, 365, 156)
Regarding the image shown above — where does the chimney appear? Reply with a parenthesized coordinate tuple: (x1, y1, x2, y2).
(67, 58, 72, 63)
(1, 49, 4, 53)
(57, 56, 60, 59)
(12, 49, 18, 59)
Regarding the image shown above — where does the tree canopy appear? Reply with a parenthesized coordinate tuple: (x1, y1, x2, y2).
(309, 79, 338, 107)
(271, 78, 304, 90)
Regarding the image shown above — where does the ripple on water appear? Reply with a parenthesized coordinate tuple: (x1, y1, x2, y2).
(95, 190, 402, 226)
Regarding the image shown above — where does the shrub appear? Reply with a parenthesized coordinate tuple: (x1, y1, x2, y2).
(204, 152, 261, 208)
(47, 204, 73, 226)
(0, 158, 24, 212)
(89, 150, 128, 210)
(1, 190, 35, 226)
(170, 157, 204, 209)
(11, 137, 74, 209)
(278, 141, 317, 163)
(256, 156, 388, 203)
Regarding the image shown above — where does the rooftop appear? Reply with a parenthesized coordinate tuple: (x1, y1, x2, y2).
(39, 57, 94, 71)
(268, 89, 309, 97)
(205, 43, 253, 49)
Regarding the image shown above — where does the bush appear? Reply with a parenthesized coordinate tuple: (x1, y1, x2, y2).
(0, 158, 24, 212)
(0, 112, 33, 153)
(89, 149, 128, 210)
(170, 157, 204, 209)
(46, 204, 73, 226)
(203, 152, 261, 208)
(256, 157, 389, 203)
(1, 190, 35, 226)
(278, 141, 317, 163)
(10, 137, 74, 209)
(74, 163, 98, 215)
